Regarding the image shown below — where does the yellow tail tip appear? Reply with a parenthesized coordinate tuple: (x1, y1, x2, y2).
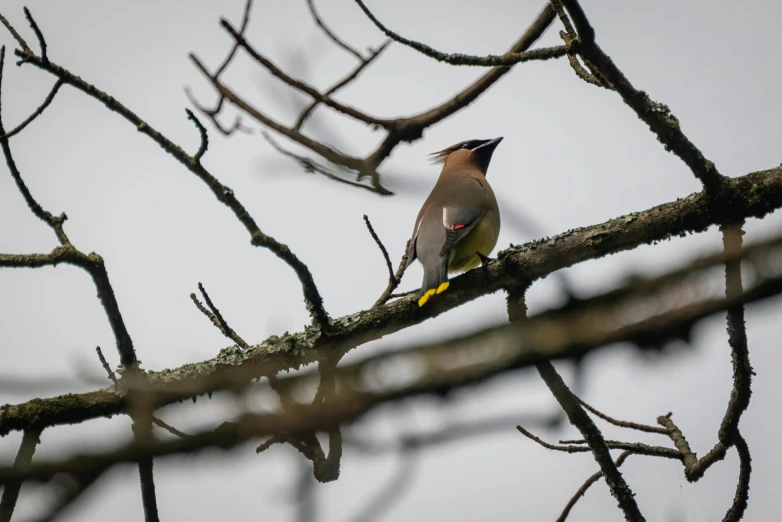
(418, 289, 436, 307)
(418, 282, 450, 307)
(435, 281, 450, 294)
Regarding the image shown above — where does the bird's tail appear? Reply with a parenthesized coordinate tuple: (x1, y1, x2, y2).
(418, 257, 450, 307)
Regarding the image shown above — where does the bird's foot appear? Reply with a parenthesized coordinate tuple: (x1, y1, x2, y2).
(476, 252, 493, 269)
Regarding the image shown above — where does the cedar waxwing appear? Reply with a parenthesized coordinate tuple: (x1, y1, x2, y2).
(406, 138, 503, 307)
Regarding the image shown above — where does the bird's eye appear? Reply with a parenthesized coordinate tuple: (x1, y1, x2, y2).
(460, 142, 471, 150)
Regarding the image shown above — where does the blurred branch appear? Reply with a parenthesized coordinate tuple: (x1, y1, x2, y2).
(1, 10, 331, 330)
(307, 0, 363, 60)
(348, 448, 417, 522)
(262, 131, 388, 194)
(0, 428, 42, 522)
(4, 232, 782, 486)
(189, 3, 561, 193)
(294, 41, 390, 131)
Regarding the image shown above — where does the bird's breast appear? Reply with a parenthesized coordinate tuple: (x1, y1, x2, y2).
(448, 209, 500, 273)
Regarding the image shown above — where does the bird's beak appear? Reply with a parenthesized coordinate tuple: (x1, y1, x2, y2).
(473, 137, 503, 152)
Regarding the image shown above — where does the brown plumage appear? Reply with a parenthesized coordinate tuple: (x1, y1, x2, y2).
(406, 138, 503, 307)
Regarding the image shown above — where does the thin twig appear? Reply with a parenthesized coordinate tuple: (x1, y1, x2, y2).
(0, 13, 30, 51)
(95, 346, 118, 385)
(0, 78, 63, 139)
(577, 397, 667, 434)
(22, 8, 46, 62)
(221, 19, 389, 128)
(4, 23, 330, 328)
(262, 132, 387, 194)
(294, 41, 390, 131)
(214, 0, 254, 78)
(307, 0, 363, 60)
(189, 284, 249, 350)
(374, 241, 410, 307)
(0, 47, 137, 366)
(557, 451, 633, 522)
(555, 0, 723, 190)
(517, 426, 679, 459)
(185, 109, 209, 162)
(363, 215, 396, 297)
(353, 0, 566, 66)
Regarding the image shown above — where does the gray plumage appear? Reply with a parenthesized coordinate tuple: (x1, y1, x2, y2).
(406, 138, 503, 306)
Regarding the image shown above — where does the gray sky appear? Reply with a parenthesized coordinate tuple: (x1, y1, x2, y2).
(1, 0, 781, 520)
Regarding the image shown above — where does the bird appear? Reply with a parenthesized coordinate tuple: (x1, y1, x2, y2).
(405, 137, 503, 307)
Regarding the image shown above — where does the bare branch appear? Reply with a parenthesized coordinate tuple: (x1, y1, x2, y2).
(185, 108, 209, 162)
(576, 397, 667, 434)
(5, 26, 330, 328)
(307, 0, 363, 60)
(0, 13, 30, 51)
(263, 132, 388, 194)
(723, 431, 751, 522)
(22, 8, 47, 62)
(718, 223, 752, 443)
(534, 360, 645, 521)
(0, 48, 137, 366)
(190, 282, 250, 350)
(557, 451, 633, 522)
(362, 214, 396, 296)
(0, 78, 63, 139)
(353, 0, 566, 66)
(555, 0, 723, 190)
(220, 19, 390, 128)
(3, 167, 782, 437)
(0, 428, 42, 522)
(373, 240, 409, 308)
(294, 40, 390, 131)
(95, 346, 119, 385)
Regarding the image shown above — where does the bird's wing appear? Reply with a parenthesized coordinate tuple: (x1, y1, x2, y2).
(439, 178, 489, 257)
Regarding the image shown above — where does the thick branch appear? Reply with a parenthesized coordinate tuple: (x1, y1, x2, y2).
(1, 238, 782, 483)
(1, 166, 781, 436)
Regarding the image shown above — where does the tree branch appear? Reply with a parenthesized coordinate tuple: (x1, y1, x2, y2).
(3, 13, 330, 329)
(353, 0, 565, 66)
(0, 428, 42, 522)
(1, 165, 781, 436)
(555, 0, 722, 190)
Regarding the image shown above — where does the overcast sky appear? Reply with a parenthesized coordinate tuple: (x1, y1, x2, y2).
(1, 0, 781, 521)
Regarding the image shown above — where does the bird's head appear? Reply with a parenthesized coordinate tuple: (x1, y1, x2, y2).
(429, 137, 503, 175)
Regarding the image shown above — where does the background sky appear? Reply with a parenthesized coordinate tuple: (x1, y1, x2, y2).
(1, 0, 781, 521)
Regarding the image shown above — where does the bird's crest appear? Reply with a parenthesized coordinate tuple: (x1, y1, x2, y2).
(428, 140, 472, 165)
